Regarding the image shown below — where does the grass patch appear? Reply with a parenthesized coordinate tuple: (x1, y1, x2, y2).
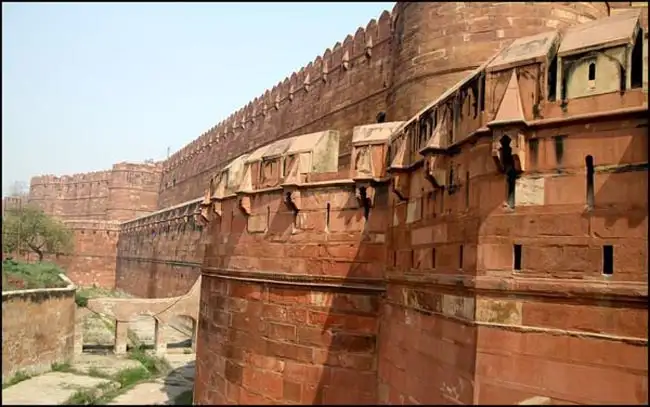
(63, 347, 173, 405)
(114, 366, 151, 388)
(2, 370, 31, 388)
(51, 362, 73, 372)
(128, 346, 171, 376)
(64, 388, 97, 405)
(86, 367, 111, 379)
(175, 389, 194, 405)
(1, 259, 67, 291)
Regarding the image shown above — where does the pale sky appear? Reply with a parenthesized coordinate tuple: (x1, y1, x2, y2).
(1, 2, 392, 196)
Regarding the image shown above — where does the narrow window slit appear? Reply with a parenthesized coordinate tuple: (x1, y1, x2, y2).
(588, 62, 596, 81)
(411, 250, 416, 269)
(326, 202, 331, 230)
(603, 245, 614, 275)
(513, 244, 522, 271)
(431, 248, 436, 269)
(459, 245, 464, 270)
(547, 55, 558, 101)
(266, 206, 271, 230)
(586, 155, 595, 209)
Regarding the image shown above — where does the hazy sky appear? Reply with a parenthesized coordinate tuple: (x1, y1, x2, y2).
(1, 2, 392, 196)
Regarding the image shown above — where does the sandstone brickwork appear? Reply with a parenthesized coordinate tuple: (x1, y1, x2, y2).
(2, 277, 76, 382)
(22, 2, 648, 405)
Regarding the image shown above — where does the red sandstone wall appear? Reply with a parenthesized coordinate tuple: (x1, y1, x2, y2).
(28, 162, 161, 222)
(386, 2, 609, 120)
(107, 162, 162, 222)
(116, 200, 206, 297)
(157, 12, 393, 209)
(29, 171, 112, 220)
(378, 64, 648, 406)
(193, 185, 387, 404)
(2, 284, 76, 381)
(22, 220, 122, 288)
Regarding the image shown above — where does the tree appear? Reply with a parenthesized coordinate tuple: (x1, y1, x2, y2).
(8, 181, 29, 197)
(2, 205, 73, 261)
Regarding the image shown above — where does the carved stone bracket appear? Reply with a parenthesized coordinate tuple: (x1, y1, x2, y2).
(282, 186, 301, 214)
(491, 132, 527, 174)
(354, 181, 376, 210)
(390, 171, 409, 201)
(211, 200, 223, 217)
(424, 155, 447, 190)
(237, 193, 252, 216)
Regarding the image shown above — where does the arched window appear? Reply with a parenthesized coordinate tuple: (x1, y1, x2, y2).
(588, 62, 596, 81)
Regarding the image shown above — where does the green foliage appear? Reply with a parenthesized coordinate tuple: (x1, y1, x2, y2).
(51, 362, 73, 372)
(2, 204, 73, 261)
(128, 346, 171, 376)
(1, 259, 67, 290)
(113, 366, 151, 388)
(2, 370, 31, 388)
(75, 292, 89, 307)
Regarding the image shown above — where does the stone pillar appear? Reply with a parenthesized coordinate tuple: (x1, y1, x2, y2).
(154, 319, 166, 356)
(114, 321, 128, 355)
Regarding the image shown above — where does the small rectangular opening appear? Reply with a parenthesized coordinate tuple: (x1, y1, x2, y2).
(459, 245, 464, 270)
(586, 155, 595, 209)
(547, 54, 558, 101)
(325, 202, 331, 229)
(513, 244, 522, 271)
(603, 245, 614, 275)
(411, 249, 416, 269)
(431, 247, 436, 269)
(393, 251, 397, 267)
(267, 206, 271, 231)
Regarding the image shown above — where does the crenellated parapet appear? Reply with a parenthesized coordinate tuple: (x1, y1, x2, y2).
(159, 9, 395, 196)
(120, 197, 204, 236)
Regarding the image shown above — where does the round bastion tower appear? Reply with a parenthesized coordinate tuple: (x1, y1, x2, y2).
(386, 2, 610, 120)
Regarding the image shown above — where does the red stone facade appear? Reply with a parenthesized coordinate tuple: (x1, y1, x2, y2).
(25, 2, 647, 405)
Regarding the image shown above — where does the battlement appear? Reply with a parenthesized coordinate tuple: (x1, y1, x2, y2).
(111, 161, 163, 173)
(63, 220, 121, 231)
(162, 8, 394, 175)
(30, 170, 112, 187)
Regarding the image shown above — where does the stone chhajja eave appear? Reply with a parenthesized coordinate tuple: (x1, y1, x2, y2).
(197, 130, 342, 223)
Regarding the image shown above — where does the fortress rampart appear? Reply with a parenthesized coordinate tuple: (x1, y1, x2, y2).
(21, 2, 648, 405)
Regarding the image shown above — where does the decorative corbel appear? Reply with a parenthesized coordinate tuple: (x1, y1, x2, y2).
(491, 132, 526, 174)
(391, 172, 409, 202)
(237, 193, 252, 216)
(282, 186, 301, 215)
(355, 182, 375, 218)
(424, 155, 447, 190)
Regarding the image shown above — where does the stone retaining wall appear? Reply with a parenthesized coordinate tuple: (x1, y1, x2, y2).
(1, 274, 76, 382)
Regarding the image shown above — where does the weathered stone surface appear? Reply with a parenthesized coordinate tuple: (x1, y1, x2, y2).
(1, 372, 118, 405)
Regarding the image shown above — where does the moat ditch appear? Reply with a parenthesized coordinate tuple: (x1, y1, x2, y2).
(2, 288, 195, 405)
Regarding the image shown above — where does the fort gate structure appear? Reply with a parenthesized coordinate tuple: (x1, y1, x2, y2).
(19, 2, 648, 405)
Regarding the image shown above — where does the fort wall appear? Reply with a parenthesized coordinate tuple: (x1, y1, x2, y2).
(1, 277, 76, 382)
(17, 2, 649, 405)
(116, 199, 206, 297)
(157, 3, 610, 210)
